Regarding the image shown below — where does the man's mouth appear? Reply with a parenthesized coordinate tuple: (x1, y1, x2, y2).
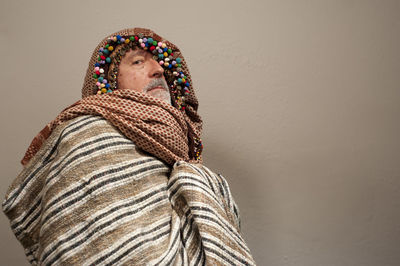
(147, 86, 166, 92)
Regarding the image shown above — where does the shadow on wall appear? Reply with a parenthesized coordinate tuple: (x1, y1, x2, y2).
(202, 136, 265, 210)
(203, 136, 268, 262)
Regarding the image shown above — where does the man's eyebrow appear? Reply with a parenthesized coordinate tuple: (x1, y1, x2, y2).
(129, 49, 147, 58)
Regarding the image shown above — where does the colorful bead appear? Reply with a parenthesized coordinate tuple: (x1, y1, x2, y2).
(176, 58, 182, 63)
(108, 46, 114, 51)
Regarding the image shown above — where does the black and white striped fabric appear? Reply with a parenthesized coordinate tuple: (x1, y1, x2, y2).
(3, 115, 256, 265)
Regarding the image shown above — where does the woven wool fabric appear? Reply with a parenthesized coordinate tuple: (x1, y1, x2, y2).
(21, 27, 202, 167)
(3, 115, 256, 265)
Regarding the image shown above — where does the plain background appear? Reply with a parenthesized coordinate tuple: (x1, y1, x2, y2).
(1, 0, 399, 265)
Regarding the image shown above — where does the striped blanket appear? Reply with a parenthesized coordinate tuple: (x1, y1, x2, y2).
(3, 115, 256, 265)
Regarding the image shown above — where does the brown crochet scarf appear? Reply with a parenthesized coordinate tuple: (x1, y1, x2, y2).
(21, 28, 203, 166)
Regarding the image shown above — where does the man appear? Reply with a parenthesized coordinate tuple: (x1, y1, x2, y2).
(3, 28, 256, 265)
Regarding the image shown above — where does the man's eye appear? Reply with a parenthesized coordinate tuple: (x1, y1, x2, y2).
(133, 60, 143, 65)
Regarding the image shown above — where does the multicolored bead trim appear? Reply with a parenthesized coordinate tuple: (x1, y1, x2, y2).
(93, 34, 191, 111)
(193, 137, 203, 159)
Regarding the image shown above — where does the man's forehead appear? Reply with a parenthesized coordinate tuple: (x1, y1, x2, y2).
(124, 49, 149, 59)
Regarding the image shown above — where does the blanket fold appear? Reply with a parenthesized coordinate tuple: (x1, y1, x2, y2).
(3, 115, 256, 265)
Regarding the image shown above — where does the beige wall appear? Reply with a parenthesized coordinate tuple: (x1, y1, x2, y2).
(1, 0, 399, 265)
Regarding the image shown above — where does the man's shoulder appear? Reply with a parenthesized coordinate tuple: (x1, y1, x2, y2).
(59, 115, 121, 139)
(24, 114, 166, 175)
(54, 114, 133, 152)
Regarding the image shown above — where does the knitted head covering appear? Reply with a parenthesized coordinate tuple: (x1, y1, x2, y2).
(21, 28, 203, 166)
(82, 28, 198, 111)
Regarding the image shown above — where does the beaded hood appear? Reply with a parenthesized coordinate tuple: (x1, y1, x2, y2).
(81, 28, 199, 113)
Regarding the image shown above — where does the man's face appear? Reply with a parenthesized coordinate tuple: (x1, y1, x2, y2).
(117, 48, 171, 104)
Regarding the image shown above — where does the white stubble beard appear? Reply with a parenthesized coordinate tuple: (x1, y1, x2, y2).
(143, 78, 172, 105)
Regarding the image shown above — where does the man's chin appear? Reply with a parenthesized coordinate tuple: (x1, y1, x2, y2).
(147, 90, 171, 105)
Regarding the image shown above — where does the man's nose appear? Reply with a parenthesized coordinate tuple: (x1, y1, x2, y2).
(149, 58, 164, 78)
